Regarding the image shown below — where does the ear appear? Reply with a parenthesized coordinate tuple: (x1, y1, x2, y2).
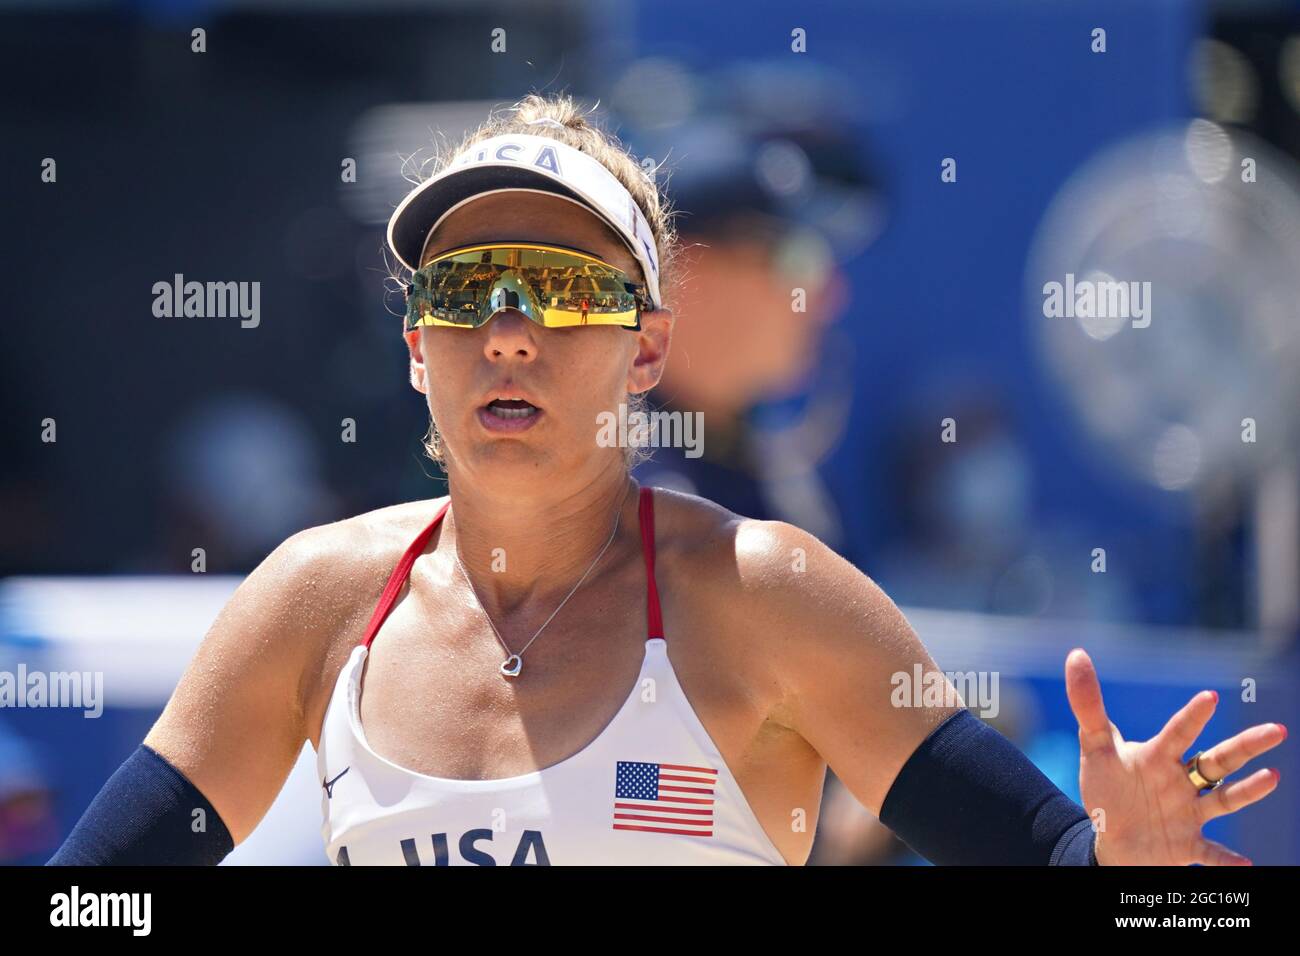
(405, 328, 428, 395)
(627, 307, 673, 395)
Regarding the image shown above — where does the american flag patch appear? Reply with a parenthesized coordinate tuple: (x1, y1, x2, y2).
(612, 760, 717, 837)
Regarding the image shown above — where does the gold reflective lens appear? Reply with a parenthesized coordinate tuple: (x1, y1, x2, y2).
(404, 243, 647, 331)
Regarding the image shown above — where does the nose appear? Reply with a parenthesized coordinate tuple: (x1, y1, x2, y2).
(481, 308, 538, 362)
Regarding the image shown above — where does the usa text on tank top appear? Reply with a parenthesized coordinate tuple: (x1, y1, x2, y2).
(314, 486, 786, 865)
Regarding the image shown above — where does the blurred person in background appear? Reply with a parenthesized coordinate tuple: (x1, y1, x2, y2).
(627, 66, 882, 552)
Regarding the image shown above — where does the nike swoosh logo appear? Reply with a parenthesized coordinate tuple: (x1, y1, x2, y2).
(323, 767, 350, 798)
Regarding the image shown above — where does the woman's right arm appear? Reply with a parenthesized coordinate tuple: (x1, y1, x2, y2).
(48, 522, 370, 864)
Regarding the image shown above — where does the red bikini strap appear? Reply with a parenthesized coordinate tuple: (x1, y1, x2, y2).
(360, 499, 452, 650)
(638, 485, 665, 641)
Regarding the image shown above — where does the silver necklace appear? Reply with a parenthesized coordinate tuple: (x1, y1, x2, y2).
(451, 483, 632, 679)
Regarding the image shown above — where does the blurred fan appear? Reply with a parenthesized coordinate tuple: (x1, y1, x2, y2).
(1025, 120, 1300, 634)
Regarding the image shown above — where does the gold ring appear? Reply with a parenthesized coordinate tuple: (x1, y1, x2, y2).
(1185, 751, 1223, 791)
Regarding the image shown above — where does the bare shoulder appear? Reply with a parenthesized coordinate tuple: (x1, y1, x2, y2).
(255, 497, 447, 615)
(649, 486, 954, 812)
(178, 496, 448, 733)
(141, 496, 448, 841)
(261, 497, 450, 714)
(649, 486, 932, 724)
(648, 485, 886, 627)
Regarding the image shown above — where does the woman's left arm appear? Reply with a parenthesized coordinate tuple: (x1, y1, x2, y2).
(732, 519, 1286, 865)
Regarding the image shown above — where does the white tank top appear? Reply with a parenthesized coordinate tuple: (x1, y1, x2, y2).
(313, 486, 787, 866)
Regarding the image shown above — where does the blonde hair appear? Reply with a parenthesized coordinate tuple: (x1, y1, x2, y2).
(403, 92, 680, 471)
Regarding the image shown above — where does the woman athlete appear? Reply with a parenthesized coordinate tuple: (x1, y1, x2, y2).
(50, 94, 1285, 866)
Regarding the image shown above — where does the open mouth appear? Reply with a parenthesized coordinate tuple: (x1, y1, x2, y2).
(484, 398, 540, 420)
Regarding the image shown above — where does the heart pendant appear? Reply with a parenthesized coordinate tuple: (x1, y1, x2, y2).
(499, 654, 523, 678)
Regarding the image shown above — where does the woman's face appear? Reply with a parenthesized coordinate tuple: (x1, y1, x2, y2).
(406, 190, 671, 488)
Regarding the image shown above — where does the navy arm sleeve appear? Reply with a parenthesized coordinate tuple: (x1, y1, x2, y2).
(46, 744, 234, 866)
(878, 708, 1098, 865)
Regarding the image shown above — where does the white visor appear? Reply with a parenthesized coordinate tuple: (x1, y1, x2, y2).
(386, 132, 662, 309)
